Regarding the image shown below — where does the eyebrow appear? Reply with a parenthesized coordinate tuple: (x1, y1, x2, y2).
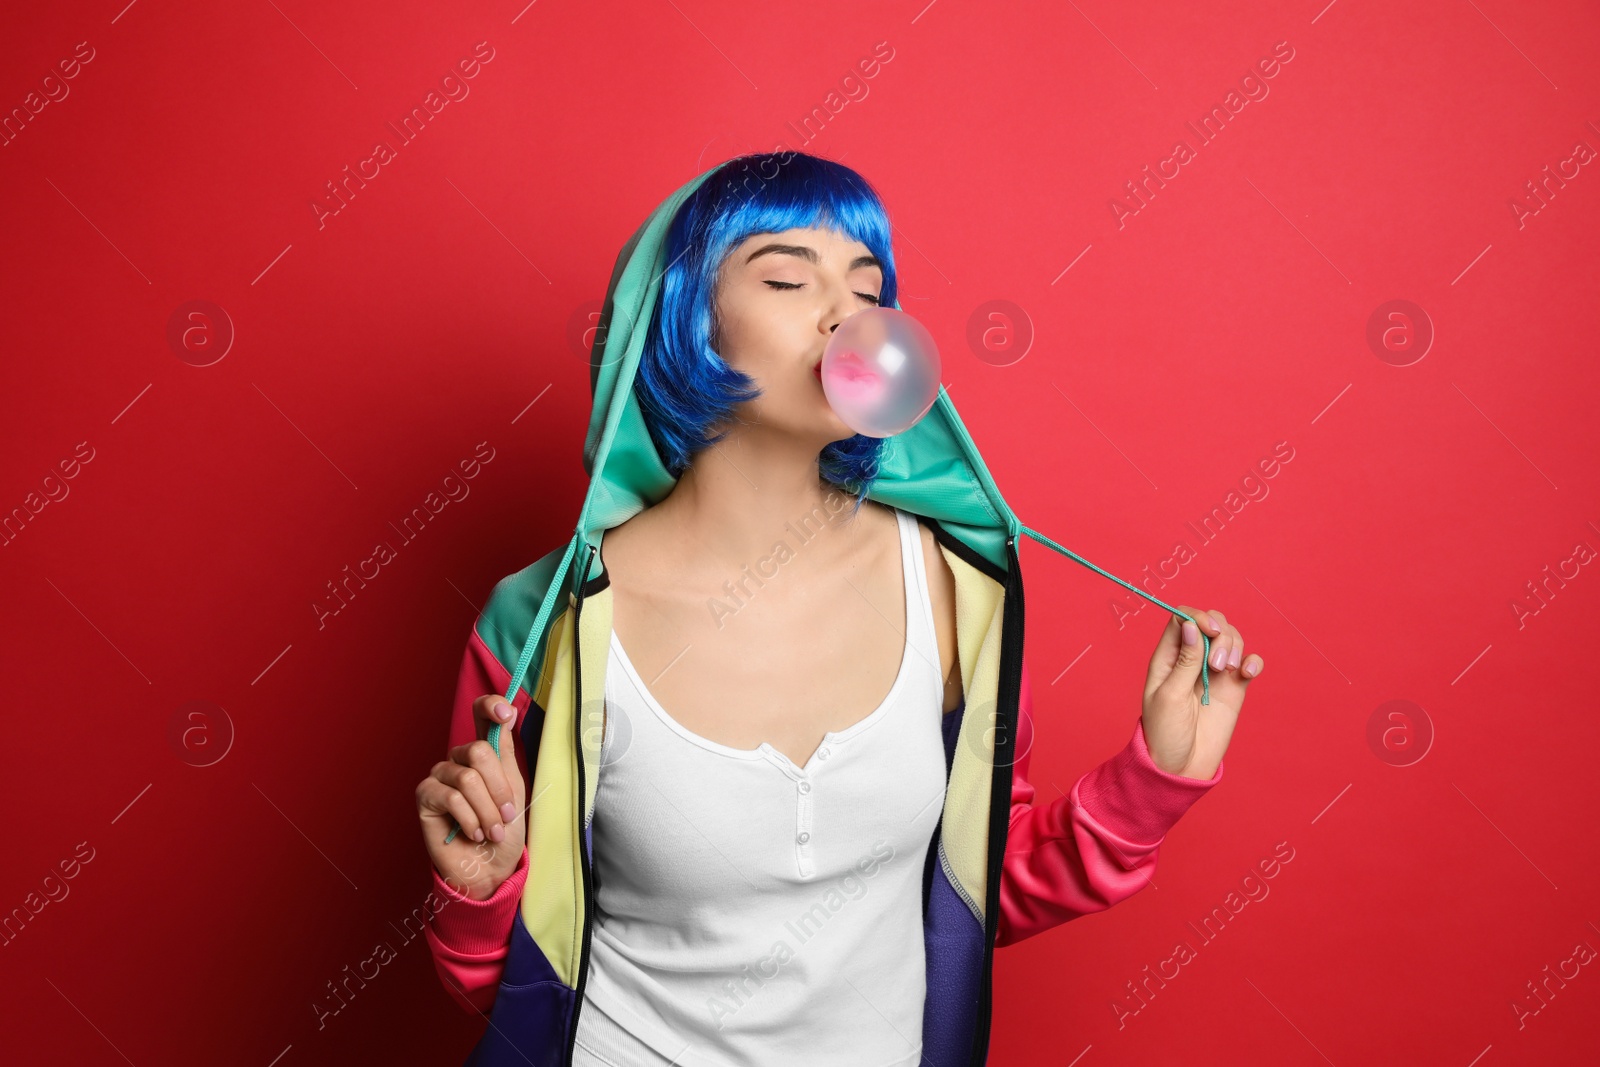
(744, 243, 882, 272)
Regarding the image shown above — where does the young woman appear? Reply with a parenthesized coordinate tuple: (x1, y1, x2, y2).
(417, 152, 1261, 1067)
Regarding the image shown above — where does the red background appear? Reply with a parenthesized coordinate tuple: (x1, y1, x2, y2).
(3, 1, 1598, 1064)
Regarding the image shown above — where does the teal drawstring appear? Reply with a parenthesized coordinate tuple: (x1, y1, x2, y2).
(1017, 523, 1211, 706)
(441, 536, 587, 846)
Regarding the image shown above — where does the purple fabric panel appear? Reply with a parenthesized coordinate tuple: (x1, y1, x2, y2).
(462, 902, 572, 1066)
(921, 859, 985, 1066)
(941, 695, 964, 773)
(921, 695, 982, 1066)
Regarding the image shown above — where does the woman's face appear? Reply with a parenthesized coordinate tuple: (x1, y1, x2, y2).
(711, 225, 884, 443)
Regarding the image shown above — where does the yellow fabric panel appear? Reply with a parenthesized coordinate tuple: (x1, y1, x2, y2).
(937, 542, 1007, 924)
(517, 597, 583, 988)
(577, 586, 612, 829)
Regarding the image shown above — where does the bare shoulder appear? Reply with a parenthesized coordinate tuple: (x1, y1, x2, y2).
(596, 506, 679, 603)
(596, 508, 646, 581)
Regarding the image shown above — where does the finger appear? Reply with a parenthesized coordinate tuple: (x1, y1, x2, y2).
(417, 774, 487, 844)
(474, 694, 519, 744)
(1168, 606, 1227, 688)
(1160, 614, 1207, 699)
(1214, 619, 1243, 670)
(1240, 654, 1263, 679)
(436, 757, 507, 843)
(1176, 605, 1220, 635)
(1226, 629, 1244, 671)
(1145, 613, 1184, 695)
(1208, 627, 1234, 672)
(476, 695, 527, 810)
(449, 737, 519, 827)
(473, 694, 524, 798)
(1202, 615, 1240, 671)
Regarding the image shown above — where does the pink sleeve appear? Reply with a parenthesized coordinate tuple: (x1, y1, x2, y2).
(997, 654, 1224, 947)
(423, 619, 537, 1014)
(426, 847, 531, 1014)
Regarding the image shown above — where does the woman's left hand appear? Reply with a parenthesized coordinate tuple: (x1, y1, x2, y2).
(1140, 606, 1262, 779)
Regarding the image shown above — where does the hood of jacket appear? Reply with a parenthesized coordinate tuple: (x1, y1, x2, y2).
(575, 167, 1021, 578)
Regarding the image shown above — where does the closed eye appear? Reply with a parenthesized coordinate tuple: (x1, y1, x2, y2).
(765, 280, 881, 305)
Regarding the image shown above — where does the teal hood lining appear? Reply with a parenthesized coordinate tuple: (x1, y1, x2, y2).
(461, 161, 1211, 817)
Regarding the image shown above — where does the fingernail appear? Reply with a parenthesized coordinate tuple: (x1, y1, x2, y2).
(1182, 621, 1198, 646)
(489, 823, 505, 843)
(501, 802, 516, 822)
(497, 701, 514, 721)
(1228, 646, 1241, 669)
(1211, 646, 1227, 670)
(471, 827, 484, 842)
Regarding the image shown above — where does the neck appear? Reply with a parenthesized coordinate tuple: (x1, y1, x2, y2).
(653, 427, 867, 571)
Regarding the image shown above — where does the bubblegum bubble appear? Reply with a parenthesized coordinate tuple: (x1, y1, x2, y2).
(820, 308, 941, 438)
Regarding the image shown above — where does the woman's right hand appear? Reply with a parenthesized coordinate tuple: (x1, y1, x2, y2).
(416, 695, 527, 901)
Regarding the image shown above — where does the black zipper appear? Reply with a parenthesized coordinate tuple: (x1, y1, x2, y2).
(564, 543, 598, 1067)
(970, 533, 1025, 1065)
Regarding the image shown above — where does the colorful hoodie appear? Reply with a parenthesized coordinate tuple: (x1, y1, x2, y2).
(423, 163, 1225, 1066)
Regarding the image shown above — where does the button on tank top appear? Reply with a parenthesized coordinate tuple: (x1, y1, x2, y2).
(572, 507, 949, 1067)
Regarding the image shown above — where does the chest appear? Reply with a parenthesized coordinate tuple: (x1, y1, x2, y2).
(599, 624, 950, 886)
(607, 552, 936, 768)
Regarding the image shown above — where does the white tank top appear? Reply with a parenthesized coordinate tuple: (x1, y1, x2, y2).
(572, 506, 948, 1067)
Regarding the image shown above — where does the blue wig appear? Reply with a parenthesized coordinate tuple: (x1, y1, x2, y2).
(634, 152, 898, 518)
